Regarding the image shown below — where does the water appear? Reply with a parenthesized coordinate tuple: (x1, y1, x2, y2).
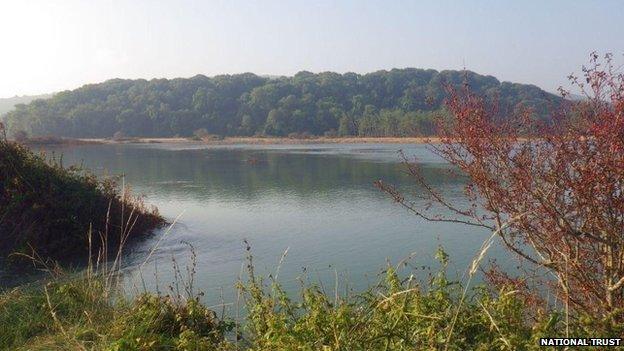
(11, 143, 508, 305)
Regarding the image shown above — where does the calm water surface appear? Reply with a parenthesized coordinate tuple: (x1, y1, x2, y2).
(25, 143, 508, 305)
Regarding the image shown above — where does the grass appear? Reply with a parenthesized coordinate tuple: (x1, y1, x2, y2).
(0, 277, 234, 350)
(0, 136, 164, 263)
(2, 245, 607, 351)
(237, 246, 561, 351)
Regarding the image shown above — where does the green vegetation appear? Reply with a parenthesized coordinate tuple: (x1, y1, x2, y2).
(2, 69, 558, 139)
(0, 274, 234, 350)
(2, 246, 619, 350)
(0, 94, 53, 116)
(2, 60, 620, 349)
(0, 135, 164, 262)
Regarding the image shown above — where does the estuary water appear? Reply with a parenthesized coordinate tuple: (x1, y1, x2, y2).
(24, 143, 507, 305)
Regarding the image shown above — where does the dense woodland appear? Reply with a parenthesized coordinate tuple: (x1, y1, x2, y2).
(0, 94, 52, 115)
(2, 69, 560, 138)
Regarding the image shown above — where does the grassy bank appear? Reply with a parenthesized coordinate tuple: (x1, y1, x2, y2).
(2, 246, 618, 350)
(0, 136, 164, 263)
(0, 273, 232, 350)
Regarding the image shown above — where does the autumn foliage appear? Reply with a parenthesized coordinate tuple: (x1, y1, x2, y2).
(377, 53, 624, 326)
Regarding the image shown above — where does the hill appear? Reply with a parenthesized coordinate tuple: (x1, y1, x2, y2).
(0, 94, 53, 116)
(2, 69, 561, 138)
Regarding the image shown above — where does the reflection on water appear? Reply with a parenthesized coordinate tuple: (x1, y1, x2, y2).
(7, 143, 507, 305)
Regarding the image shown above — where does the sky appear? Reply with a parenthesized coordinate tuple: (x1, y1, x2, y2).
(0, 0, 623, 98)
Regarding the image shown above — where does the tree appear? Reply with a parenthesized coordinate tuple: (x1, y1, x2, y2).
(338, 115, 356, 136)
(240, 115, 254, 135)
(2, 69, 560, 138)
(264, 109, 288, 136)
(376, 53, 624, 326)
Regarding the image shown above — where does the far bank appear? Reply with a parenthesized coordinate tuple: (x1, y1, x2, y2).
(78, 136, 442, 145)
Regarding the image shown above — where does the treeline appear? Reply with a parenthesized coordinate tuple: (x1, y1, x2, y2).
(3, 69, 559, 138)
(0, 93, 52, 115)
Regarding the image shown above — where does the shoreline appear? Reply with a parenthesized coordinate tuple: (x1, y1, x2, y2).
(79, 136, 440, 145)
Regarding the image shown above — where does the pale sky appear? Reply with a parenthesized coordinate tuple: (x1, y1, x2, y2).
(0, 0, 622, 98)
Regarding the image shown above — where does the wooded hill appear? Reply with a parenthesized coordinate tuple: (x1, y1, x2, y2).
(2, 69, 560, 138)
(0, 94, 53, 116)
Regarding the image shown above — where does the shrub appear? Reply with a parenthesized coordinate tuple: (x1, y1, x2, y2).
(191, 129, 225, 141)
(0, 136, 164, 262)
(376, 53, 624, 328)
(193, 128, 210, 139)
(112, 131, 126, 141)
(2, 244, 620, 350)
(108, 295, 234, 350)
(238, 246, 563, 350)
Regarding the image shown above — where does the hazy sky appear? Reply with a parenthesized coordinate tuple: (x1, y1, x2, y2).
(1, 0, 622, 98)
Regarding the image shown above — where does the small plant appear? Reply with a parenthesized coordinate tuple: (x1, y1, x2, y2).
(237, 244, 562, 350)
(108, 294, 234, 350)
(0, 234, 235, 350)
